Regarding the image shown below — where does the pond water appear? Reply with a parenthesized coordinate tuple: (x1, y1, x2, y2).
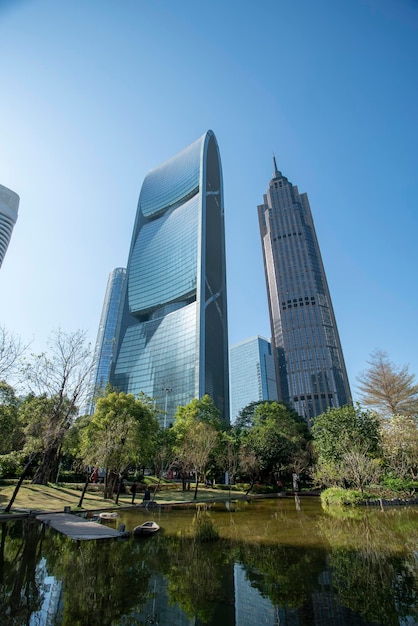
(1, 496, 417, 625)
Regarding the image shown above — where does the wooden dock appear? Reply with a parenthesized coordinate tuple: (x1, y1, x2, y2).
(37, 512, 125, 540)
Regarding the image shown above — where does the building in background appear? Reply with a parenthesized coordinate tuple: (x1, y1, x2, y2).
(87, 267, 126, 412)
(258, 158, 351, 420)
(0, 184, 19, 269)
(230, 335, 277, 423)
(110, 130, 229, 427)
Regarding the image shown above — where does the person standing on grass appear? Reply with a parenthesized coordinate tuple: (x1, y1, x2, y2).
(143, 487, 151, 508)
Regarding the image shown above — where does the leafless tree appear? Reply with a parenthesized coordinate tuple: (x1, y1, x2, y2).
(22, 329, 93, 484)
(381, 414, 418, 481)
(0, 326, 30, 382)
(342, 449, 381, 494)
(357, 350, 418, 417)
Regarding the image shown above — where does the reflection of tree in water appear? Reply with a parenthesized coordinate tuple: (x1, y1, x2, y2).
(0, 519, 44, 626)
(237, 542, 326, 610)
(318, 508, 418, 625)
(43, 532, 158, 626)
(161, 533, 234, 624)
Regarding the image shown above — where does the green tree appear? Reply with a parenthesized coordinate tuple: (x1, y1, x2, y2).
(0, 382, 23, 455)
(172, 395, 222, 435)
(312, 404, 381, 488)
(357, 350, 418, 417)
(245, 402, 311, 479)
(81, 389, 159, 499)
(234, 400, 273, 431)
(172, 395, 222, 494)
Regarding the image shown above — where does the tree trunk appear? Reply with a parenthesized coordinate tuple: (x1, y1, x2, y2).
(245, 480, 255, 496)
(78, 470, 90, 508)
(115, 474, 124, 505)
(193, 471, 199, 500)
(5, 454, 36, 513)
(104, 469, 110, 499)
(32, 446, 60, 485)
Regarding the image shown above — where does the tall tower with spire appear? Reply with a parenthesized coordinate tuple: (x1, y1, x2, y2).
(257, 160, 351, 420)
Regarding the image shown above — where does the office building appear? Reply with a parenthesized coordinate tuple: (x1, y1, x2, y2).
(258, 158, 351, 420)
(87, 267, 126, 412)
(110, 131, 229, 427)
(230, 336, 277, 422)
(0, 184, 19, 268)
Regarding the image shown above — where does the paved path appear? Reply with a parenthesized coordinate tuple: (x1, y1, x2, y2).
(37, 512, 123, 540)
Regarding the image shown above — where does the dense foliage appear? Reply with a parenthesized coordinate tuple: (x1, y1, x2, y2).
(0, 329, 417, 503)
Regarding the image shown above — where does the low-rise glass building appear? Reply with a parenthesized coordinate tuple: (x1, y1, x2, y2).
(230, 336, 278, 423)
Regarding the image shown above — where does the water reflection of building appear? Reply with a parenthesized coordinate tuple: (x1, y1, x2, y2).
(128, 574, 193, 625)
(32, 558, 63, 625)
(234, 563, 377, 626)
(234, 563, 281, 625)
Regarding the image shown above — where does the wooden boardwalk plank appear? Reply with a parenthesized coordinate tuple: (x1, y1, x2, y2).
(37, 512, 122, 540)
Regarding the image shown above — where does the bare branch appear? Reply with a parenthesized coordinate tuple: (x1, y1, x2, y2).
(0, 326, 31, 382)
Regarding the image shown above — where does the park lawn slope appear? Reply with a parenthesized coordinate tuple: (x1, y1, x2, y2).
(0, 481, 247, 513)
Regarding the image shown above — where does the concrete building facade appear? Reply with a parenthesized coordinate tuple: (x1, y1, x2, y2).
(258, 159, 351, 420)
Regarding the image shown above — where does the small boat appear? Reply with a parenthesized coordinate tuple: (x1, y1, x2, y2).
(133, 521, 160, 536)
(99, 512, 120, 520)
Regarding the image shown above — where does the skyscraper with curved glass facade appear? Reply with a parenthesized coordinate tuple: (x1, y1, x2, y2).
(111, 131, 229, 426)
(87, 267, 127, 413)
(0, 184, 19, 269)
(258, 159, 351, 420)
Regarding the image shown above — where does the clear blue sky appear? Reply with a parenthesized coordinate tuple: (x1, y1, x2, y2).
(1, 0, 417, 401)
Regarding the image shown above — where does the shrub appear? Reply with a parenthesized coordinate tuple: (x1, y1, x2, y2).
(320, 487, 365, 508)
(195, 516, 219, 542)
(58, 470, 87, 483)
(213, 484, 239, 491)
(380, 476, 418, 496)
(252, 484, 275, 494)
(0, 452, 26, 478)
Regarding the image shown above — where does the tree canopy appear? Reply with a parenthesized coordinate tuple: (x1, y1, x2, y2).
(312, 404, 382, 489)
(244, 402, 311, 477)
(81, 389, 159, 497)
(22, 329, 93, 484)
(357, 350, 418, 417)
(171, 396, 221, 497)
(381, 414, 418, 480)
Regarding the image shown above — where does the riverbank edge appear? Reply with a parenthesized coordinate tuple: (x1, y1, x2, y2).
(0, 490, 321, 521)
(3, 490, 417, 522)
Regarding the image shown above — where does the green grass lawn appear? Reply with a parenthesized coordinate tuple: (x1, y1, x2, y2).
(0, 481, 246, 514)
